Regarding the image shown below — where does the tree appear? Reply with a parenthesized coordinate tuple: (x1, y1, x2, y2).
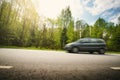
(118, 16, 120, 24)
(75, 20, 87, 39)
(109, 17, 120, 51)
(91, 18, 107, 38)
(67, 19, 74, 43)
(0, 1, 13, 45)
(57, 6, 72, 48)
(111, 24, 120, 51)
(82, 24, 91, 38)
(60, 27, 68, 48)
(0, 0, 40, 47)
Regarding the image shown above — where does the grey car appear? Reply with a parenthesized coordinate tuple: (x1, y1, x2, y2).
(64, 38, 107, 54)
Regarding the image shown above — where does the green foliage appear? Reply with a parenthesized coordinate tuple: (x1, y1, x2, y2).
(67, 20, 74, 43)
(60, 27, 68, 48)
(57, 6, 73, 48)
(91, 18, 107, 38)
(75, 20, 88, 39)
(110, 24, 120, 51)
(82, 25, 91, 38)
(0, 0, 120, 51)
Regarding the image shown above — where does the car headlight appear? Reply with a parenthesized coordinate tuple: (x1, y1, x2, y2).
(66, 44, 71, 47)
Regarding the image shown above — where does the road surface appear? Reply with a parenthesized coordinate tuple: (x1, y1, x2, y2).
(0, 48, 120, 80)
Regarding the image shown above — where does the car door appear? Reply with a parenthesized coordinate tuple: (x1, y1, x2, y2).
(78, 38, 91, 51)
(88, 39, 100, 51)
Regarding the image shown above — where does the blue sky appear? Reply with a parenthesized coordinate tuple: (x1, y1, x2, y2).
(32, 0, 120, 25)
(81, 0, 120, 25)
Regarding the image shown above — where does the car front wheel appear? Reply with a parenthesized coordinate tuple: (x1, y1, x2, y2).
(99, 48, 105, 54)
(67, 50, 72, 53)
(72, 47, 79, 53)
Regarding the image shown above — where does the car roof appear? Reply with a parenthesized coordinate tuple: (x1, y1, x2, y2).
(81, 38, 103, 40)
(80, 38, 105, 42)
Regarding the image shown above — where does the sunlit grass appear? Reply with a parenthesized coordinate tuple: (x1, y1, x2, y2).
(106, 51, 120, 54)
(0, 45, 62, 51)
(0, 45, 120, 54)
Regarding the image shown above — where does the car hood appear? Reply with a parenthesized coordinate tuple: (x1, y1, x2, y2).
(67, 42, 76, 46)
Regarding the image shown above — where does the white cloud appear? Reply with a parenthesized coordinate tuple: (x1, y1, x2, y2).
(32, 0, 84, 19)
(109, 13, 120, 24)
(84, 0, 120, 15)
(101, 11, 113, 18)
(69, 0, 84, 19)
(82, 0, 94, 5)
(32, 0, 120, 25)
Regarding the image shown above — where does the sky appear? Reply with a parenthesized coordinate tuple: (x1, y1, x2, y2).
(32, 0, 120, 25)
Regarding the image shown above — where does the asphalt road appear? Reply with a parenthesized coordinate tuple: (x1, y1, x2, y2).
(0, 48, 120, 80)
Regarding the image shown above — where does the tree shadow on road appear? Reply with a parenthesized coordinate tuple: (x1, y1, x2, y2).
(67, 52, 120, 57)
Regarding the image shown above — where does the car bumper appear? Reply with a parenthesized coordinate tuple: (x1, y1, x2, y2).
(64, 46, 72, 51)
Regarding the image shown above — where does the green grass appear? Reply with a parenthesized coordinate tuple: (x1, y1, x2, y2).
(0, 45, 120, 54)
(0, 45, 21, 49)
(106, 51, 120, 54)
(0, 45, 63, 51)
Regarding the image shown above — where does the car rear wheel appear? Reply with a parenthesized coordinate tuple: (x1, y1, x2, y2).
(89, 52, 93, 54)
(99, 48, 105, 54)
(72, 47, 79, 53)
(67, 50, 72, 53)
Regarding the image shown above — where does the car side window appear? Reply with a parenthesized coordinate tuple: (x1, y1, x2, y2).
(79, 39, 90, 43)
(90, 39, 105, 43)
(90, 39, 97, 43)
(97, 39, 105, 43)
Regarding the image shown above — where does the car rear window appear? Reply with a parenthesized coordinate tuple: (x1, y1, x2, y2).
(97, 39, 105, 43)
(90, 39, 105, 43)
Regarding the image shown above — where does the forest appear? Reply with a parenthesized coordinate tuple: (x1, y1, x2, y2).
(0, 0, 120, 51)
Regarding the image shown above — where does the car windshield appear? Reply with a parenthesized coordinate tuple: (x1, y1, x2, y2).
(76, 38, 90, 43)
(76, 39, 81, 43)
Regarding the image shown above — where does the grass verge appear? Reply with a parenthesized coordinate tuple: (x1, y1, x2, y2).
(0, 45, 120, 54)
(106, 51, 120, 54)
(0, 45, 63, 51)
